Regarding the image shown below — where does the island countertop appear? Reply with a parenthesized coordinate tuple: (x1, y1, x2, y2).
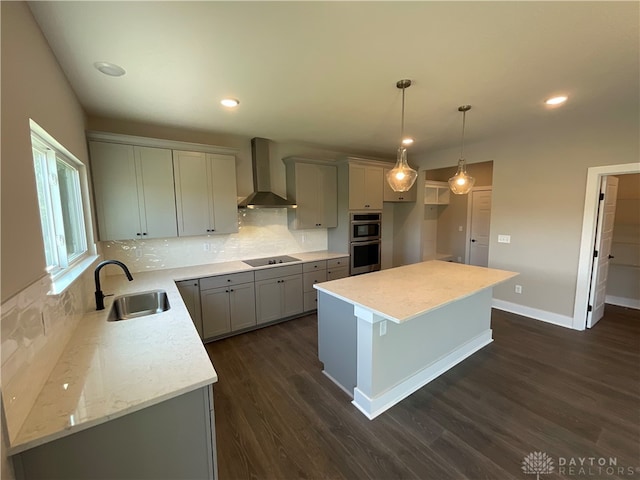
(314, 260, 518, 324)
(8, 250, 348, 455)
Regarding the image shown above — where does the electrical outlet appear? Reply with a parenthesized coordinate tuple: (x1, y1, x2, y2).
(515, 285, 522, 294)
(135, 248, 143, 259)
(457, 256, 462, 262)
(498, 234, 511, 244)
(458, 226, 463, 232)
(203, 243, 211, 252)
(379, 320, 387, 336)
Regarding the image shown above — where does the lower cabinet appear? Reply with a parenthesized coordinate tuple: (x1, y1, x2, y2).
(254, 264, 303, 324)
(13, 386, 218, 480)
(327, 257, 350, 281)
(200, 272, 256, 339)
(176, 279, 203, 338)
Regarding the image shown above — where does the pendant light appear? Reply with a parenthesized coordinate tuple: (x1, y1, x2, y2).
(448, 105, 476, 195)
(386, 79, 418, 192)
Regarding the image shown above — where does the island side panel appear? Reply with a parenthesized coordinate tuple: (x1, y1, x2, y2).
(317, 291, 357, 396)
(354, 288, 493, 418)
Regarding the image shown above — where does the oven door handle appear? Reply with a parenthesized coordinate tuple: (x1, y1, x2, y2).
(350, 239, 381, 246)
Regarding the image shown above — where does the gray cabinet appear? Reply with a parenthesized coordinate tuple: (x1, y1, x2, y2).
(173, 151, 238, 236)
(255, 264, 303, 324)
(349, 163, 383, 210)
(13, 386, 217, 480)
(285, 159, 337, 229)
(90, 141, 177, 240)
(176, 279, 203, 338)
(383, 167, 417, 202)
(303, 261, 327, 311)
(200, 271, 256, 339)
(327, 257, 350, 280)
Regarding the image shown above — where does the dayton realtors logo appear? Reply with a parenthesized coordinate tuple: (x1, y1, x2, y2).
(521, 452, 554, 480)
(522, 452, 639, 478)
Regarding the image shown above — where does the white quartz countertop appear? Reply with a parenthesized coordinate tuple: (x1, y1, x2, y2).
(9, 250, 348, 455)
(314, 260, 518, 324)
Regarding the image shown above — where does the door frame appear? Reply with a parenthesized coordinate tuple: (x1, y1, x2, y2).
(465, 186, 493, 265)
(572, 162, 640, 330)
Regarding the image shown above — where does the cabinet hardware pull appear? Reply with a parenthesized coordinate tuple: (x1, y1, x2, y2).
(136, 233, 141, 236)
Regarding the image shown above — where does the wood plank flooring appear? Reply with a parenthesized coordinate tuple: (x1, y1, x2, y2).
(205, 305, 640, 480)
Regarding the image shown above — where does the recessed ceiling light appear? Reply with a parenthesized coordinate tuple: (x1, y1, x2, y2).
(402, 138, 414, 145)
(545, 95, 568, 106)
(221, 98, 240, 107)
(94, 62, 126, 77)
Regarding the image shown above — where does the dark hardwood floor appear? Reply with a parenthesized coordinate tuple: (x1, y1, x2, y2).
(205, 305, 640, 480)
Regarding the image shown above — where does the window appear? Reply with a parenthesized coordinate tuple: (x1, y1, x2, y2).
(30, 121, 92, 279)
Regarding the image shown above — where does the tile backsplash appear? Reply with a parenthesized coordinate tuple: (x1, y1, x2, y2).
(100, 209, 328, 274)
(1, 268, 94, 444)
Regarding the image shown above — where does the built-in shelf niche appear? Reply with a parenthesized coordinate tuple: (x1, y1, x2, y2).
(424, 180, 450, 205)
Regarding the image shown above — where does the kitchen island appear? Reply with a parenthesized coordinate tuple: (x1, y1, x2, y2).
(314, 260, 518, 419)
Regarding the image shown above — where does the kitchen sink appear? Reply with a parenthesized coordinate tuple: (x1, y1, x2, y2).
(242, 255, 301, 268)
(107, 290, 170, 321)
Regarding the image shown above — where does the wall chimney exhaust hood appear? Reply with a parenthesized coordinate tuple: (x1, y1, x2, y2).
(238, 138, 297, 209)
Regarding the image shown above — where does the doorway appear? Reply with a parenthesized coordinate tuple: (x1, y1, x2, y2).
(466, 187, 492, 267)
(573, 162, 640, 330)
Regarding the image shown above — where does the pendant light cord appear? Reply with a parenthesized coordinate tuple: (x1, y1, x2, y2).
(400, 86, 406, 144)
(460, 109, 466, 159)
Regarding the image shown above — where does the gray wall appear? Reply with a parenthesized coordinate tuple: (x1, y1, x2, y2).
(395, 102, 639, 319)
(1, 2, 89, 303)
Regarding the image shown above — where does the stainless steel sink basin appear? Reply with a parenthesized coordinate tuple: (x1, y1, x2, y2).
(107, 290, 170, 321)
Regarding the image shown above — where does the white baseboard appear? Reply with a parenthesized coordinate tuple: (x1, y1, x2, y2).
(491, 299, 575, 329)
(605, 295, 640, 310)
(351, 330, 493, 420)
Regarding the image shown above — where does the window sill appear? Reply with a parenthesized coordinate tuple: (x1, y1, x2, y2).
(48, 255, 100, 296)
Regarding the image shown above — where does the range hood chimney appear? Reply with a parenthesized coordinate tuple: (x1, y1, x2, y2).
(238, 138, 297, 209)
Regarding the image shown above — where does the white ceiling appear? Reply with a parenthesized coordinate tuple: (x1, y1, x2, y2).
(28, 1, 639, 158)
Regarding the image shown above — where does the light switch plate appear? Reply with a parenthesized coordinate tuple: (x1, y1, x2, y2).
(379, 320, 387, 336)
(498, 235, 511, 244)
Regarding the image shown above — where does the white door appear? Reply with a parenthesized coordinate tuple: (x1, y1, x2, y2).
(587, 176, 619, 328)
(468, 188, 492, 267)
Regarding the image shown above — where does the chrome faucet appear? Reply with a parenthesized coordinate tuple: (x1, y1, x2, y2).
(94, 260, 133, 310)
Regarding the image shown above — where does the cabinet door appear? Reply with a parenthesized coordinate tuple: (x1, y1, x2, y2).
(348, 164, 367, 210)
(174, 151, 213, 236)
(254, 278, 283, 325)
(229, 282, 256, 331)
(135, 146, 178, 238)
(293, 163, 320, 229)
(364, 166, 384, 209)
(317, 164, 337, 227)
(281, 274, 303, 318)
(383, 168, 417, 202)
(176, 280, 202, 338)
(201, 287, 231, 338)
(90, 141, 141, 240)
(208, 154, 238, 234)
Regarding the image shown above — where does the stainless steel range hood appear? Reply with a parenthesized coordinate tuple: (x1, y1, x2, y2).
(237, 137, 297, 209)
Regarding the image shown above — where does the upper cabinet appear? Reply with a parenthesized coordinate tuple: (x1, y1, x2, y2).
(173, 151, 238, 236)
(285, 159, 337, 229)
(90, 141, 177, 241)
(349, 163, 383, 210)
(88, 132, 239, 241)
(383, 167, 417, 203)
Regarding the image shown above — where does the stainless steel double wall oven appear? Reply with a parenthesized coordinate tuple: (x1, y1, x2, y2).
(349, 212, 381, 275)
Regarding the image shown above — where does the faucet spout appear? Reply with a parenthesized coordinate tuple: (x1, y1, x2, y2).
(94, 260, 134, 310)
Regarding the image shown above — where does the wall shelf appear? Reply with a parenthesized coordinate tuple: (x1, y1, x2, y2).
(424, 181, 450, 205)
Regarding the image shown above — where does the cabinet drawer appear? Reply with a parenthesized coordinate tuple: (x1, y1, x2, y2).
(327, 257, 349, 269)
(303, 291, 318, 312)
(200, 271, 254, 290)
(327, 266, 349, 280)
(303, 270, 327, 292)
(254, 264, 303, 281)
(303, 260, 327, 273)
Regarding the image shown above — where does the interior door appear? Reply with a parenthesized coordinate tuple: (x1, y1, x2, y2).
(468, 189, 492, 267)
(587, 176, 619, 328)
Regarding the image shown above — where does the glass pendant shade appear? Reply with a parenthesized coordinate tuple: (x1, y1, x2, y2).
(448, 158, 475, 194)
(387, 147, 418, 192)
